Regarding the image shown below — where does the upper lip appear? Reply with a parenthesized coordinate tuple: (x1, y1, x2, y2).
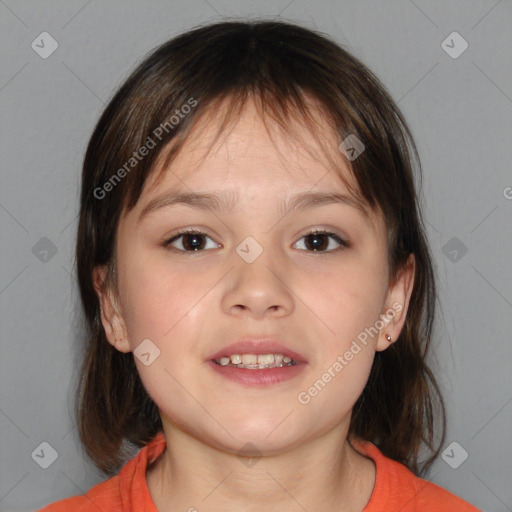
(209, 338, 307, 363)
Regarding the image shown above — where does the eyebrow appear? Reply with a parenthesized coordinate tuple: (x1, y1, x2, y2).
(137, 189, 369, 224)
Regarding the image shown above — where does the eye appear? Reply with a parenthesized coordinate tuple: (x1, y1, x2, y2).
(163, 228, 349, 253)
(294, 230, 349, 253)
(163, 229, 219, 252)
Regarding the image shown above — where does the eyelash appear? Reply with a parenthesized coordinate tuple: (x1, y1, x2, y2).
(162, 228, 350, 254)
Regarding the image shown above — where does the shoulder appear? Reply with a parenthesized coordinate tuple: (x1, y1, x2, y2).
(352, 439, 481, 512)
(384, 466, 481, 512)
(37, 432, 167, 512)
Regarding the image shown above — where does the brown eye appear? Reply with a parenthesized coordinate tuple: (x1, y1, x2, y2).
(164, 230, 219, 252)
(163, 229, 348, 253)
(294, 230, 348, 253)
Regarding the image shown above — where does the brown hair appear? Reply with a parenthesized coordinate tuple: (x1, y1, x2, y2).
(75, 19, 446, 476)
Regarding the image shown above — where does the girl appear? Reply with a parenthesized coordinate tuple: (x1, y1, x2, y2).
(40, 19, 480, 512)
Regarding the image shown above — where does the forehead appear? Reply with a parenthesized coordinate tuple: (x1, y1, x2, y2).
(128, 95, 383, 231)
(145, 96, 358, 196)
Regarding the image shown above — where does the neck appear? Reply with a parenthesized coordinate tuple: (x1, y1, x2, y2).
(147, 422, 375, 512)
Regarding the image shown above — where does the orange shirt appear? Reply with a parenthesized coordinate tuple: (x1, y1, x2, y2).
(39, 432, 480, 511)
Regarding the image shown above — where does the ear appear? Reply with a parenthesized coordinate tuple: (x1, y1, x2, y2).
(92, 265, 131, 353)
(375, 253, 416, 352)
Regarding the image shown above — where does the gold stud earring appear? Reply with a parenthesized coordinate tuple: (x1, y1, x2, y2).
(385, 333, 392, 343)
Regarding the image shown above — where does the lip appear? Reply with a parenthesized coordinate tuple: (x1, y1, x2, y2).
(206, 359, 307, 386)
(208, 339, 307, 363)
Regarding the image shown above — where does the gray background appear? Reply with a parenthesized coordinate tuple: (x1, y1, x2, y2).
(1, 1, 511, 511)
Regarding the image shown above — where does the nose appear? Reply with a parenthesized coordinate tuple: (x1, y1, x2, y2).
(221, 243, 295, 319)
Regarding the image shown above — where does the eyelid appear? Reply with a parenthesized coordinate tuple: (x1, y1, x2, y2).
(163, 227, 219, 251)
(163, 227, 350, 253)
(293, 228, 349, 251)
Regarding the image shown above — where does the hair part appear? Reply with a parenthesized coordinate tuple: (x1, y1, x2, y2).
(75, 19, 445, 476)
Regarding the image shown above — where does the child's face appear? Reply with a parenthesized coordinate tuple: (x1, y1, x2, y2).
(96, 96, 413, 454)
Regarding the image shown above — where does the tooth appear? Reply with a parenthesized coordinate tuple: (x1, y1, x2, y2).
(241, 354, 258, 365)
(230, 354, 241, 364)
(257, 354, 274, 365)
(217, 353, 295, 368)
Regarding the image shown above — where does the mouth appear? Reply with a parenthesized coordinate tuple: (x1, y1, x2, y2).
(207, 338, 307, 386)
(208, 338, 307, 366)
(212, 353, 298, 369)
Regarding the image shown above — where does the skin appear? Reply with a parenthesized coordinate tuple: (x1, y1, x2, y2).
(93, 96, 415, 512)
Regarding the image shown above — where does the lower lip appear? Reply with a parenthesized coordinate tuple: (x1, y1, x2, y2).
(206, 360, 307, 386)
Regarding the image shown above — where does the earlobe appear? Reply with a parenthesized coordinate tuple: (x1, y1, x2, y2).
(92, 265, 131, 353)
(376, 254, 416, 352)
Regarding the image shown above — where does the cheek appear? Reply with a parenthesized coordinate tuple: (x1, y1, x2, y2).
(122, 260, 213, 431)
(293, 259, 387, 415)
(119, 253, 210, 345)
(306, 256, 389, 349)
(296, 346, 375, 435)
